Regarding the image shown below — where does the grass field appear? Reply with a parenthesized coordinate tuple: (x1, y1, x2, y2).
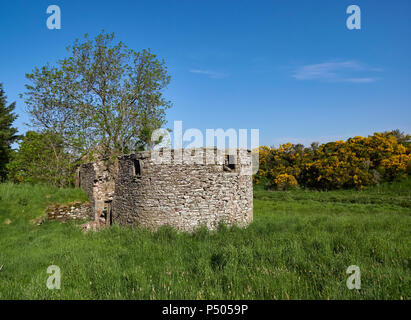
(0, 180, 410, 299)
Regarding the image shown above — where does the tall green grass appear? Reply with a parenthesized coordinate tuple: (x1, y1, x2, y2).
(0, 180, 410, 299)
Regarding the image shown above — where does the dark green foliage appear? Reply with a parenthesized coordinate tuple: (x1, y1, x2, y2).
(0, 83, 18, 181)
(7, 131, 75, 186)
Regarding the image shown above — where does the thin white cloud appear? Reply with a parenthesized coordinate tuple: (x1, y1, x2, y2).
(189, 69, 228, 79)
(292, 60, 381, 83)
(343, 77, 378, 83)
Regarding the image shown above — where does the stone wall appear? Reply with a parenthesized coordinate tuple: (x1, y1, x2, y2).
(77, 163, 95, 219)
(77, 160, 117, 221)
(112, 148, 253, 231)
(46, 201, 91, 222)
(78, 148, 253, 232)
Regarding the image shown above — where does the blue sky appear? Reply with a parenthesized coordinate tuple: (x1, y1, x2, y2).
(1, 0, 410, 147)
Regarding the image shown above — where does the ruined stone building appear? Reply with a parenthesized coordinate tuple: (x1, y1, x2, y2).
(76, 148, 253, 232)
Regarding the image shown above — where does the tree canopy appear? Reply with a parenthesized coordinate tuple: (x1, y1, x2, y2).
(23, 31, 172, 160)
(7, 130, 74, 186)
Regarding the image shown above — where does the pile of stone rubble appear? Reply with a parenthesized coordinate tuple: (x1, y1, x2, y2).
(30, 201, 107, 234)
(46, 201, 91, 223)
(79, 220, 107, 234)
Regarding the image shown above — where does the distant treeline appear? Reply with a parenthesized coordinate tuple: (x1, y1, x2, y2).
(255, 130, 411, 190)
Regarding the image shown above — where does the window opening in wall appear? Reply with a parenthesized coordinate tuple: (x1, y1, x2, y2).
(224, 154, 236, 171)
(77, 170, 81, 187)
(133, 159, 142, 176)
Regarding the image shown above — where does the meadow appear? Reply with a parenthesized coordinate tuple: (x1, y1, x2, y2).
(0, 180, 410, 299)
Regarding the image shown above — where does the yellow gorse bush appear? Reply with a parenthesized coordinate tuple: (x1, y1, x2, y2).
(256, 131, 411, 190)
(273, 173, 298, 190)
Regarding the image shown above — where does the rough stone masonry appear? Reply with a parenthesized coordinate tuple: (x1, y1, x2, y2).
(77, 148, 253, 232)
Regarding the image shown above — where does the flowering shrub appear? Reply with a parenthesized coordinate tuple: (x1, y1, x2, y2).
(380, 154, 411, 180)
(273, 173, 298, 190)
(255, 131, 410, 190)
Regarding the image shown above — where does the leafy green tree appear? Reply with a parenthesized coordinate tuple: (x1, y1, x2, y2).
(23, 31, 172, 161)
(0, 83, 19, 181)
(7, 131, 75, 186)
(134, 111, 169, 151)
(389, 129, 411, 146)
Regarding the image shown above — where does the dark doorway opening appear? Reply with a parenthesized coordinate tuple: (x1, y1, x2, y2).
(103, 200, 112, 226)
